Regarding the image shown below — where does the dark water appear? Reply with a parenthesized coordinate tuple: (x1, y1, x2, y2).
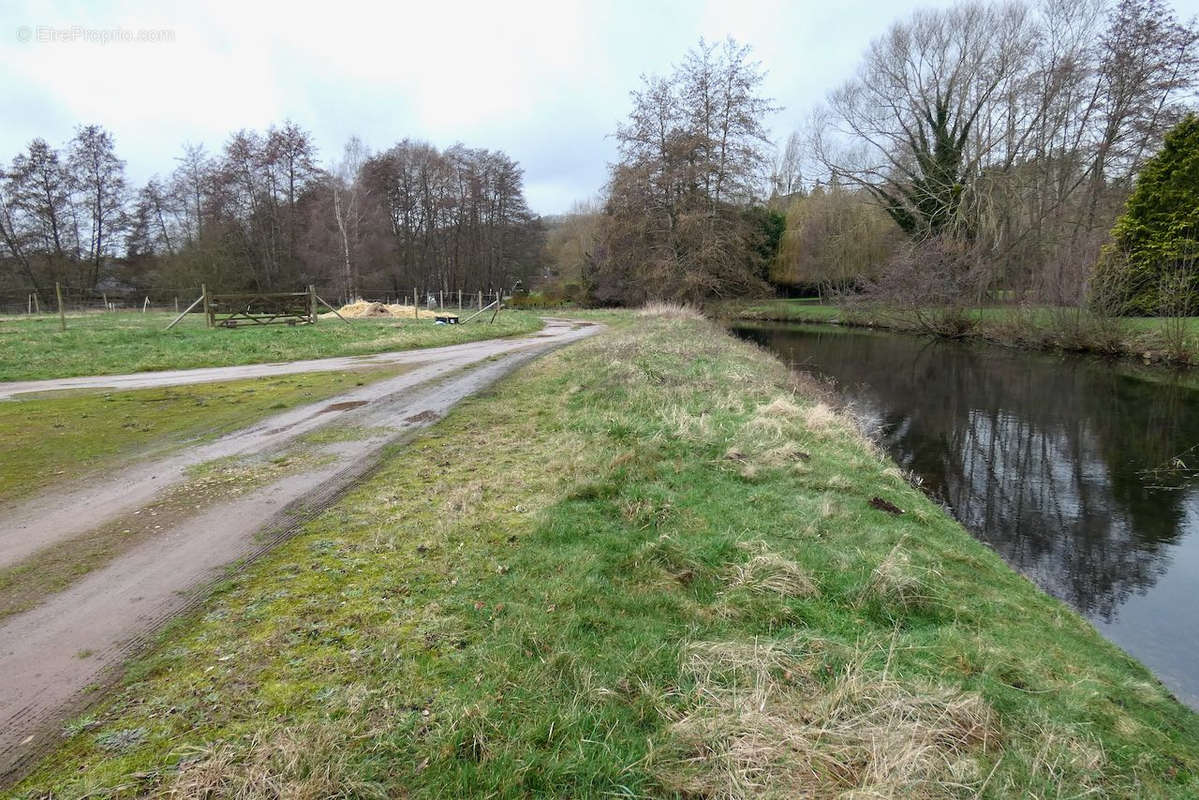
(736, 322, 1199, 709)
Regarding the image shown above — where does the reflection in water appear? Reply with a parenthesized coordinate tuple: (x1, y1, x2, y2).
(737, 323, 1199, 708)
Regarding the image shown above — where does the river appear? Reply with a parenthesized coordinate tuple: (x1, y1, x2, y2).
(735, 322, 1199, 710)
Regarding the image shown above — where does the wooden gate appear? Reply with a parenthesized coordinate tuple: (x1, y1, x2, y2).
(206, 287, 316, 328)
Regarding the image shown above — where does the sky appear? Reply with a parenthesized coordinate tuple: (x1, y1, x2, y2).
(3, 0, 1199, 216)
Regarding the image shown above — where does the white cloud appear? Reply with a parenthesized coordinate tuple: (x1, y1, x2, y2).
(3, 0, 1197, 213)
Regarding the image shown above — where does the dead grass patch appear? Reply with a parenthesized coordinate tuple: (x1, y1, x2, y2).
(661, 405, 715, 442)
(639, 302, 706, 320)
(658, 638, 997, 799)
(725, 544, 817, 599)
(802, 401, 844, 435)
(444, 481, 485, 520)
(758, 442, 810, 469)
(863, 541, 939, 614)
(166, 724, 387, 799)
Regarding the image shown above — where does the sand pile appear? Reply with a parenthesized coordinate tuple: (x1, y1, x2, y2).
(324, 301, 442, 320)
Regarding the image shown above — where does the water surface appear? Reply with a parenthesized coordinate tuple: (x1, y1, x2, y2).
(737, 322, 1199, 709)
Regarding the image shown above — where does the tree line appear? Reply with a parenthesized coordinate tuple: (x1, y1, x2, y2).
(0, 124, 541, 303)
(6, 0, 1194, 314)
(805, 0, 1199, 310)
(542, 0, 1198, 314)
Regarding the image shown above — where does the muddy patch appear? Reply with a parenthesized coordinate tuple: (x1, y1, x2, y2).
(319, 400, 369, 413)
(405, 410, 439, 424)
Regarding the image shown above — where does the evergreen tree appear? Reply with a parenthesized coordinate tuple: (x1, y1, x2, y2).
(1094, 115, 1199, 314)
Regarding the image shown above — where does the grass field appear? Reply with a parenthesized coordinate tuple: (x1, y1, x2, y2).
(0, 311, 542, 382)
(14, 309, 1197, 798)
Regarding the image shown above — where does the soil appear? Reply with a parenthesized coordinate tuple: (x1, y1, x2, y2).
(0, 318, 599, 783)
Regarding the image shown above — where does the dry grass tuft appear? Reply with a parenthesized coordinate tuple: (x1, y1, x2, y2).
(637, 533, 701, 576)
(661, 405, 715, 442)
(726, 546, 818, 599)
(638, 301, 706, 320)
(863, 541, 937, 613)
(756, 397, 803, 419)
(167, 724, 386, 799)
(801, 401, 843, 434)
(758, 442, 810, 469)
(658, 638, 997, 799)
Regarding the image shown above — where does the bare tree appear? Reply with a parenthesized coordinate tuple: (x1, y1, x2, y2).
(332, 136, 369, 300)
(817, 2, 1039, 238)
(7, 139, 77, 284)
(171, 143, 211, 244)
(68, 124, 127, 287)
(772, 131, 806, 197)
(0, 166, 37, 291)
(359, 140, 538, 295)
(597, 37, 778, 304)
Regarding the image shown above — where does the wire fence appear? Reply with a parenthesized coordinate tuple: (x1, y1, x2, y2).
(0, 285, 510, 317)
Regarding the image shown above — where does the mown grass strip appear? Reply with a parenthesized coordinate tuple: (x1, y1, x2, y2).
(13, 309, 1198, 798)
(0, 311, 542, 381)
(0, 366, 410, 505)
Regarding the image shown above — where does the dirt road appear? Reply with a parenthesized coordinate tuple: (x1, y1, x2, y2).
(0, 318, 599, 783)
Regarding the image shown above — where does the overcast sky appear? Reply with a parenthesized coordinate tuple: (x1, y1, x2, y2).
(3, 0, 1198, 215)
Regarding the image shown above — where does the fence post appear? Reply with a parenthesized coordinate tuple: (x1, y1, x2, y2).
(174, 296, 179, 314)
(202, 283, 211, 328)
(478, 290, 483, 310)
(413, 288, 418, 319)
(458, 289, 462, 310)
(439, 290, 444, 309)
(33, 293, 40, 314)
(308, 285, 317, 324)
(55, 282, 65, 331)
(102, 291, 108, 311)
(27, 294, 32, 314)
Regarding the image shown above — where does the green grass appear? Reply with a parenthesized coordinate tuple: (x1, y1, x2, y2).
(721, 297, 845, 324)
(0, 366, 408, 505)
(11, 310, 1197, 798)
(0, 311, 542, 381)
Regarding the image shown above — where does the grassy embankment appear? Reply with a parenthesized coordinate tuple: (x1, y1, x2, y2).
(13, 309, 1198, 798)
(726, 298, 1199, 364)
(0, 310, 541, 381)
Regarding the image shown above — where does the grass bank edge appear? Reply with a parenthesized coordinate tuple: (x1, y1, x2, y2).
(14, 309, 1197, 798)
(723, 297, 1199, 366)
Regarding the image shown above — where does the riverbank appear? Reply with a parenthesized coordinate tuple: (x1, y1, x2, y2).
(11, 309, 1198, 798)
(725, 298, 1199, 367)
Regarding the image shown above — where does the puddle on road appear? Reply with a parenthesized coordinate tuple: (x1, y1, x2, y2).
(319, 400, 369, 413)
